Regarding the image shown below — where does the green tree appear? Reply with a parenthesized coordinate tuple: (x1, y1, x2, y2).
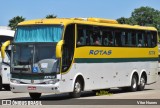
(117, 17, 136, 25)
(117, 6, 160, 33)
(8, 16, 25, 30)
(45, 14, 57, 19)
(117, 17, 130, 24)
(132, 6, 160, 27)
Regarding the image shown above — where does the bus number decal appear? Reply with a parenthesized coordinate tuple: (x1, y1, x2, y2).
(149, 51, 155, 55)
(89, 50, 112, 55)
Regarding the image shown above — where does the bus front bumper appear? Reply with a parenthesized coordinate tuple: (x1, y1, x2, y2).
(10, 82, 60, 93)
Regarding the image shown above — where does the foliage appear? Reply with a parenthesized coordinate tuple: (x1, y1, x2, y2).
(96, 90, 113, 96)
(45, 14, 57, 19)
(117, 6, 160, 34)
(117, 17, 136, 25)
(8, 16, 25, 30)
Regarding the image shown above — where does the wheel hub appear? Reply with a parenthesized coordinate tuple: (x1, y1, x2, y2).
(75, 82, 81, 93)
(140, 77, 145, 86)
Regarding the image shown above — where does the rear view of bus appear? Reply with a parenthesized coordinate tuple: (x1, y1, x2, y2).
(0, 28, 14, 90)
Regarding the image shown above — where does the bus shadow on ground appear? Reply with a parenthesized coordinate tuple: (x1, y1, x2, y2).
(110, 88, 153, 94)
(4, 88, 154, 100)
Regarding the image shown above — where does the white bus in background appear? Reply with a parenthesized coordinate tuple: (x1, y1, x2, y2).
(0, 28, 14, 90)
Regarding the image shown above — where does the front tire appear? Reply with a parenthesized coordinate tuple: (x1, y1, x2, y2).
(29, 93, 41, 100)
(129, 75, 138, 92)
(70, 79, 82, 98)
(138, 75, 146, 91)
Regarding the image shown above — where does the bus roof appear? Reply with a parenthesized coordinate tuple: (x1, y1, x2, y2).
(18, 18, 157, 31)
(0, 29, 15, 37)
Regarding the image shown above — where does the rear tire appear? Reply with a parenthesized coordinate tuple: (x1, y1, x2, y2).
(138, 75, 146, 91)
(29, 93, 41, 100)
(70, 79, 82, 98)
(129, 75, 138, 92)
(0, 77, 2, 91)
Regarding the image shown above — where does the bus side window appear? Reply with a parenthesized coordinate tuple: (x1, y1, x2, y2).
(114, 31, 122, 47)
(137, 32, 143, 47)
(86, 32, 93, 45)
(77, 28, 85, 46)
(121, 32, 125, 46)
(93, 31, 101, 45)
(151, 32, 157, 47)
(102, 31, 110, 46)
(108, 31, 114, 46)
(147, 31, 152, 47)
(143, 31, 148, 47)
(131, 32, 136, 47)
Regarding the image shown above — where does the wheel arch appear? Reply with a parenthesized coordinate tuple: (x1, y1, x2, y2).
(72, 73, 85, 91)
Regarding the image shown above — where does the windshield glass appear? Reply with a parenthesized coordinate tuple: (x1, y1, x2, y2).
(12, 43, 59, 74)
(14, 25, 63, 42)
(13, 44, 33, 65)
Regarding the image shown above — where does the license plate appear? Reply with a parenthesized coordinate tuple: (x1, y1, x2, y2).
(28, 86, 36, 90)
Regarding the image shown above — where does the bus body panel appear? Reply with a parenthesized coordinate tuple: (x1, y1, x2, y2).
(10, 82, 60, 93)
(10, 60, 158, 93)
(1, 64, 10, 84)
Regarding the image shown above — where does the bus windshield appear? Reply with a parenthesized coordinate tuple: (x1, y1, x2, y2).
(14, 25, 63, 43)
(11, 25, 63, 74)
(12, 43, 59, 74)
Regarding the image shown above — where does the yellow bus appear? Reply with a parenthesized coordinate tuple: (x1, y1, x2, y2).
(9, 18, 159, 99)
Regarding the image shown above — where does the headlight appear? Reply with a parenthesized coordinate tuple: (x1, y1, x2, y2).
(10, 79, 20, 84)
(45, 79, 59, 84)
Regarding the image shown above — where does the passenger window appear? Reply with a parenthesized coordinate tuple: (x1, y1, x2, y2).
(143, 32, 148, 47)
(77, 28, 85, 46)
(93, 31, 102, 45)
(137, 32, 143, 47)
(77, 24, 157, 48)
(151, 32, 157, 47)
(102, 31, 110, 46)
(114, 31, 122, 46)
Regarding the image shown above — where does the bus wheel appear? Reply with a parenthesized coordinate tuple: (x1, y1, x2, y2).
(0, 77, 2, 91)
(138, 75, 146, 91)
(70, 79, 82, 98)
(129, 75, 138, 92)
(29, 93, 41, 100)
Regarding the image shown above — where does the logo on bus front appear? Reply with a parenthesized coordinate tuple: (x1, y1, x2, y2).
(89, 50, 112, 55)
(33, 67, 38, 73)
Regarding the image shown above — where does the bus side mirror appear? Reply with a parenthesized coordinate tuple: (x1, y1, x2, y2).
(1, 40, 11, 59)
(56, 40, 64, 58)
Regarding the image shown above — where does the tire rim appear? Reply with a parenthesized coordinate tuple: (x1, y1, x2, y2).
(75, 82, 81, 93)
(140, 77, 145, 87)
(133, 78, 137, 88)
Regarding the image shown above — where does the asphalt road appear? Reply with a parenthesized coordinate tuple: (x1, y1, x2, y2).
(0, 75, 160, 108)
